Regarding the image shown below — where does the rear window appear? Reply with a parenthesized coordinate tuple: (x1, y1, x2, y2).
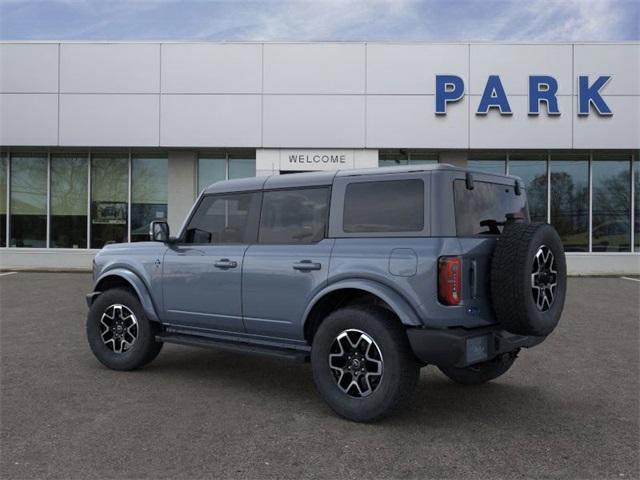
(343, 179, 424, 233)
(259, 188, 329, 244)
(454, 179, 529, 236)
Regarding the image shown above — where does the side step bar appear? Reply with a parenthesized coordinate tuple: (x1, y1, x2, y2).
(156, 333, 310, 363)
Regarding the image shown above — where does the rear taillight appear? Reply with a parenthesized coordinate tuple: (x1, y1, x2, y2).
(438, 256, 462, 305)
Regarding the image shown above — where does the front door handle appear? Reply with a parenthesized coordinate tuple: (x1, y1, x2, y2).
(293, 260, 322, 271)
(214, 258, 238, 269)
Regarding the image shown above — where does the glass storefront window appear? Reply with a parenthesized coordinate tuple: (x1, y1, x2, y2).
(508, 153, 548, 223)
(592, 154, 631, 252)
(91, 154, 128, 248)
(50, 155, 88, 248)
(635, 155, 639, 251)
(550, 154, 589, 252)
(379, 150, 437, 167)
(10, 154, 47, 247)
(198, 155, 226, 193)
(468, 152, 507, 174)
(228, 152, 256, 180)
(131, 155, 168, 242)
(379, 150, 408, 167)
(408, 152, 438, 165)
(0, 154, 6, 247)
(198, 151, 256, 193)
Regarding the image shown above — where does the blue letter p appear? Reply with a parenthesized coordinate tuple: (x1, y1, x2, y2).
(435, 75, 464, 115)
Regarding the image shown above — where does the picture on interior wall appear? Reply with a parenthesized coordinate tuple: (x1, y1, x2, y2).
(92, 202, 127, 225)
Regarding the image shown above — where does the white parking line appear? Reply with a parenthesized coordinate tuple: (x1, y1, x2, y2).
(0, 272, 18, 277)
(620, 276, 640, 283)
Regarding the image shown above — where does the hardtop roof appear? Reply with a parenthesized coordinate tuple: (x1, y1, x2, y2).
(201, 163, 519, 194)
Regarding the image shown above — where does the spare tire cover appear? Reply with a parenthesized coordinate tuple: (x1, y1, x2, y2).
(490, 222, 567, 336)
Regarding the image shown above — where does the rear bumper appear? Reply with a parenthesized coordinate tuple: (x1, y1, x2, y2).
(406, 326, 546, 368)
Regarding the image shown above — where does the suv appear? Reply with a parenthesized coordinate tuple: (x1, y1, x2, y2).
(86, 164, 566, 422)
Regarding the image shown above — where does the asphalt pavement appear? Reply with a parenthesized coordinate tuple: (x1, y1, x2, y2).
(0, 273, 638, 479)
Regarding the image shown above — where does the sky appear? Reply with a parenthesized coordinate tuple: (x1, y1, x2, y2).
(0, 0, 638, 42)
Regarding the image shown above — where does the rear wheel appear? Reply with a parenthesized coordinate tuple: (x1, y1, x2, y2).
(311, 306, 419, 422)
(439, 351, 518, 386)
(86, 288, 163, 371)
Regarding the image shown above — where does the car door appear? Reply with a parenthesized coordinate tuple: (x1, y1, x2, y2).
(162, 191, 261, 333)
(242, 187, 333, 342)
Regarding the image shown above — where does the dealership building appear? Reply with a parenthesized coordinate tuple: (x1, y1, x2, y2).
(0, 41, 638, 274)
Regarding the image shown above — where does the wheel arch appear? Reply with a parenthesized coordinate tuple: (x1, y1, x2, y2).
(302, 279, 422, 344)
(91, 269, 160, 322)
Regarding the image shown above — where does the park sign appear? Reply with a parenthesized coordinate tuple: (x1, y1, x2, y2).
(435, 75, 613, 116)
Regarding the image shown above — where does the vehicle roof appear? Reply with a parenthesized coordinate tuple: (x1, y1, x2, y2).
(202, 163, 519, 194)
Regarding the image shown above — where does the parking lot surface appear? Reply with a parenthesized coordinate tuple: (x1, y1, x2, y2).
(1, 273, 638, 479)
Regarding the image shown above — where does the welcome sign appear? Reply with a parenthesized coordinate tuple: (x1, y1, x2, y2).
(280, 150, 356, 171)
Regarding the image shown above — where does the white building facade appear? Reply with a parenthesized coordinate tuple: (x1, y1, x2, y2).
(0, 41, 638, 274)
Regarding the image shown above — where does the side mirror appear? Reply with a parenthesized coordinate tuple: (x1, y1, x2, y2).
(150, 221, 170, 242)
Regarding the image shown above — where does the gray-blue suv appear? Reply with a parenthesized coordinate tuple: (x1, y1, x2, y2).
(86, 164, 567, 422)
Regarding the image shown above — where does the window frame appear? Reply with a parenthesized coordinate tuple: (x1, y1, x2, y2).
(178, 190, 262, 246)
(257, 186, 331, 245)
(329, 173, 430, 238)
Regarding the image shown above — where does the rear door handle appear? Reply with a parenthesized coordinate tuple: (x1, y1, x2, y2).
(214, 258, 238, 269)
(293, 260, 322, 271)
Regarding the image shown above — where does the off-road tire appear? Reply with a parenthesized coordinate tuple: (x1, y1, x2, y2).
(311, 306, 419, 422)
(87, 288, 163, 371)
(491, 222, 567, 336)
(439, 352, 517, 386)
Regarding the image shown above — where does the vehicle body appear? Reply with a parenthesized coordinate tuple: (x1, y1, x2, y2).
(86, 164, 567, 421)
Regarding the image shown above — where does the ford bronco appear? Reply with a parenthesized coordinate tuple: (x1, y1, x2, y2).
(86, 164, 566, 422)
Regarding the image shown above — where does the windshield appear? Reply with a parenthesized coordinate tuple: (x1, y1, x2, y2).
(454, 179, 529, 236)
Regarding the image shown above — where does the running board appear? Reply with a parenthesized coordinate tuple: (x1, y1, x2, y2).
(156, 333, 310, 363)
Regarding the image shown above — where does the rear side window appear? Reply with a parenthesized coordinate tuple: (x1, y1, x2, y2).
(259, 188, 329, 244)
(454, 179, 529, 236)
(184, 192, 260, 244)
(343, 179, 424, 233)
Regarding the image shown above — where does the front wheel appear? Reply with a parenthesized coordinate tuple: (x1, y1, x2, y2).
(86, 288, 163, 371)
(438, 351, 517, 386)
(311, 306, 419, 422)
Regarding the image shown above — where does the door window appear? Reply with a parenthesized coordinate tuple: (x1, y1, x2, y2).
(183, 192, 260, 244)
(259, 188, 329, 244)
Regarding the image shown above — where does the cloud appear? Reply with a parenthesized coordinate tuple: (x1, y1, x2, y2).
(0, 0, 637, 41)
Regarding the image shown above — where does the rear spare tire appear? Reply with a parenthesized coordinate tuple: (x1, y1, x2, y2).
(491, 222, 566, 336)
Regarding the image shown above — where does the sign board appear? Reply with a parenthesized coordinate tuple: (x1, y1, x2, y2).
(279, 150, 356, 171)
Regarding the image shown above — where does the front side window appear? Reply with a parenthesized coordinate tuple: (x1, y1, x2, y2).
(184, 192, 259, 244)
(454, 180, 528, 236)
(10, 154, 47, 247)
(259, 188, 329, 244)
(343, 179, 424, 233)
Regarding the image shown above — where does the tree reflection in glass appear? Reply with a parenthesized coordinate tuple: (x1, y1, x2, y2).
(592, 155, 631, 252)
(509, 153, 547, 223)
(550, 156, 589, 252)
